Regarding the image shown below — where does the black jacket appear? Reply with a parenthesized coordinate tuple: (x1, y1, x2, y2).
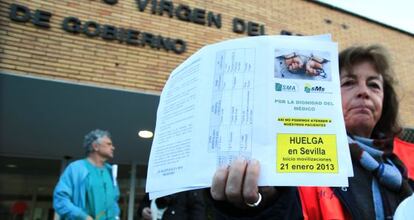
(137, 190, 207, 220)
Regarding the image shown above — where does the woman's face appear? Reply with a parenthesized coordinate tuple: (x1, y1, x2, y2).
(340, 61, 384, 137)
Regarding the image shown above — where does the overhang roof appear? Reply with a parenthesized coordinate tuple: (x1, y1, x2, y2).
(0, 72, 159, 165)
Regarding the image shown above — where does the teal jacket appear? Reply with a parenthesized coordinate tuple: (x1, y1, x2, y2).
(53, 159, 120, 220)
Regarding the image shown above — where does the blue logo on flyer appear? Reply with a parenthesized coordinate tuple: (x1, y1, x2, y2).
(275, 82, 297, 92)
(304, 83, 327, 93)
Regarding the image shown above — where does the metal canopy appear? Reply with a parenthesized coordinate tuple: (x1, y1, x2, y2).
(0, 72, 159, 165)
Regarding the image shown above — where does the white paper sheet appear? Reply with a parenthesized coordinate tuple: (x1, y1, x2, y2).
(146, 35, 352, 199)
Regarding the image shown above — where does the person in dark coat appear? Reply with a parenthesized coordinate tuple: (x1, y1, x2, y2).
(137, 190, 207, 220)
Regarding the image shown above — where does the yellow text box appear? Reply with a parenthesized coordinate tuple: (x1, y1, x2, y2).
(276, 134, 338, 173)
(277, 117, 332, 127)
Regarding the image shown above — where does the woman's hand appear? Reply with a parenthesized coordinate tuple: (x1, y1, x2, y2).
(210, 158, 276, 208)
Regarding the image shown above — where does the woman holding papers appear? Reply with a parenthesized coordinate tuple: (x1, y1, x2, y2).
(210, 45, 413, 219)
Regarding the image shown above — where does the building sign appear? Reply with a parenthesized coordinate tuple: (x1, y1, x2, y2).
(9, 3, 186, 54)
(8, 1, 300, 55)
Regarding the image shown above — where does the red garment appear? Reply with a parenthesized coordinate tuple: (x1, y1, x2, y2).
(11, 201, 28, 215)
(298, 187, 351, 220)
(393, 137, 414, 179)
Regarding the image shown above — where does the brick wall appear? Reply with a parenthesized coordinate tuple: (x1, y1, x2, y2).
(0, 0, 413, 126)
